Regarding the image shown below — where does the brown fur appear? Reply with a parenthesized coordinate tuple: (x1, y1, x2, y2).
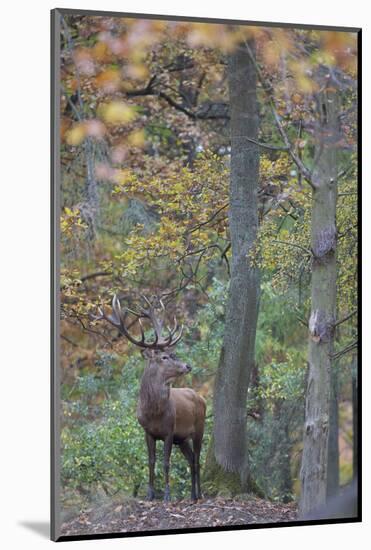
(136, 350, 206, 501)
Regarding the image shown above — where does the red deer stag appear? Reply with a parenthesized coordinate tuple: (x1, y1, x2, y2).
(97, 294, 206, 501)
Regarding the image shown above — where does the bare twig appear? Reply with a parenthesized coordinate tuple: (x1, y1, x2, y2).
(296, 315, 308, 328)
(335, 310, 357, 327)
(235, 136, 289, 151)
(61, 334, 79, 347)
(337, 162, 354, 180)
(221, 243, 231, 277)
(81, 271, 113, 282)
(331, 340, 358, 361)
(61, 83, 83, 121)
(127, 72, 228, 120)
(272, 239, 312, 257)
(187, 203, 229, 234)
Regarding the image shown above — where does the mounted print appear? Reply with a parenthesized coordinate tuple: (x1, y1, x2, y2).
(51, 8, 361, 542)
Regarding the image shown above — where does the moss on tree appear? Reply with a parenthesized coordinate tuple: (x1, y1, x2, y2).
(203, 437, 263, 498)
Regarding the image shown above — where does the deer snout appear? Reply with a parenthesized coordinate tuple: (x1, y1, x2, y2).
(184, 364, 192, 373)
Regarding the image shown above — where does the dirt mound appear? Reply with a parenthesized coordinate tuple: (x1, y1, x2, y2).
(61, 496, 297, 537)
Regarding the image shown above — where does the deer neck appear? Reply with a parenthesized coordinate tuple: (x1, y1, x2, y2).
(139, 361, 170, 416)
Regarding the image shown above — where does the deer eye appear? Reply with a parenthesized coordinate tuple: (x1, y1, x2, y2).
(162, 355, 168, 360)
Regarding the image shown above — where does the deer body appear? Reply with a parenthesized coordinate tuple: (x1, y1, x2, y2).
(97, 295, 206, 501)
(137, 351, 206, 501)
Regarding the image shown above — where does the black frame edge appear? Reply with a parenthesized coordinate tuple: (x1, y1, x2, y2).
(356, 27, 362, 523)
(54, 516, 361, 543)
(54, 7, 361, 33)
(51, 7, 62, 543)
(50, 8, 55, 542)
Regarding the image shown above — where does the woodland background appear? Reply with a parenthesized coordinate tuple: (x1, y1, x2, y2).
(57, 12, 358, 535)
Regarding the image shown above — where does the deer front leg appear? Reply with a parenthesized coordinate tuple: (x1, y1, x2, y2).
(145, 432, 156, 500)
(163, 435, 173, 502)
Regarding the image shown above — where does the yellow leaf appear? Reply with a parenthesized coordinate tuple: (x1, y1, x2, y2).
(99, 101, 137, 125)
(94, 69, 121, 92)
(65, 123, 87, 146)
(127, 129, 145, 148)
(125, 63, 149, 80)
(92, 41, 111, 62)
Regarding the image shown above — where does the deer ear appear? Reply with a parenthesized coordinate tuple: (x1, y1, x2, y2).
(141, 349, 155, 359)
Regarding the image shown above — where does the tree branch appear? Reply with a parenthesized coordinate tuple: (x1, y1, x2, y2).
(61, 83, 83, 121)
(126, 74, 229, 120)
(272, 239, 312, 257)
(61, 334, 79, 347)
(221, 243, 231, 276)
(244, 41, 314, 188)
(335, 310, 357, 327)
(337, 162, 354, 181)
(331, 340, 358, 361)
(235, 135, 289, 151)
(187, 203, 229, 234)
(81, 271, 113, 282)
(296, 316, 308, 327)
(157, 90, 197, 119)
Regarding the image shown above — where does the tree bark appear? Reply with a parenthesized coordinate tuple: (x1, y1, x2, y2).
(204, 41, 260, 494)
(327, 368, 339, 498)
(299, 86, 340, 517)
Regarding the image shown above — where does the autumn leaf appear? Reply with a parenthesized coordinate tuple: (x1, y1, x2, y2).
(127, 129, 145, 148)
(99, 101, 137, 125)
(65, 123, 87, 146)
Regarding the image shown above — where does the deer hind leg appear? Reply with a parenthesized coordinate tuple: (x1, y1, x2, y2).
(193, 436, 203, 500)
(145, 432, 156, 500)
(163, 435, 173, 502)
(179, 440, 196, 501)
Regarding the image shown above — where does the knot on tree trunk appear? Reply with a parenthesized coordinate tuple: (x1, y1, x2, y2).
(309, 309, 335, 343)
(312, 225, 337, 261)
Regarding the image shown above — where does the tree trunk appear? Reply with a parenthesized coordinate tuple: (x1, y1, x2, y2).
(204, 41, 260, 495)
(299, 86, 340, 517)
(327, 367, 339, 498)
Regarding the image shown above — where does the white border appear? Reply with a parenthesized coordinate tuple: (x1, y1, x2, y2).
(1, 1, 368, 548)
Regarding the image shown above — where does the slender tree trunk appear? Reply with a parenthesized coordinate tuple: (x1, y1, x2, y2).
(327, 368, 339, 498)
(281, 422, 293, 501)
(204, 41, 260, 494)
(299, 86, 340, 517)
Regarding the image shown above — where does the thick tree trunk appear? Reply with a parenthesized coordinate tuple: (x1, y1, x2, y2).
(299, 87, 339, 517)
(205, 41, 260, 494)
(327, 368, 339, 498)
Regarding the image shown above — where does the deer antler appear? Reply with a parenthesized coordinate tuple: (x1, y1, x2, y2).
(95, 294, 183, 350)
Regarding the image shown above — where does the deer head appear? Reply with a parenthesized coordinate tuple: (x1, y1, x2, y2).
(141, 348, 191, 380)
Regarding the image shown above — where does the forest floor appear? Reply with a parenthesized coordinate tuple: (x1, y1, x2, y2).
(60, 495, 298, 537)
